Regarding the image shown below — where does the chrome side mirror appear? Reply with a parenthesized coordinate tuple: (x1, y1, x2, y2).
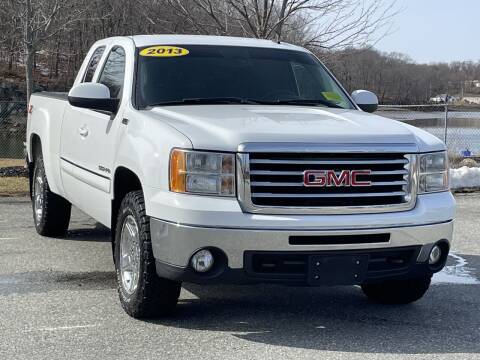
(68, 83, 119, 113)
(352, 90, 378, 113)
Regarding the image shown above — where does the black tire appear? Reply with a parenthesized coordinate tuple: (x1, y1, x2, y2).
(114, 190, 181, 318)
(361, 275, 432, 305)
(32, 153, 71, 237)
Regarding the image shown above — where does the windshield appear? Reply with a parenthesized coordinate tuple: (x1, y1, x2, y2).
(136, 45, 354, 109)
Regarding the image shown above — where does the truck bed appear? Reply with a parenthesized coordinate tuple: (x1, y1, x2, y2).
(32, 92, 68, 101)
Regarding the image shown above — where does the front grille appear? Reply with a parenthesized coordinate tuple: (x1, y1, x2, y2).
(247, 152, 412, 208)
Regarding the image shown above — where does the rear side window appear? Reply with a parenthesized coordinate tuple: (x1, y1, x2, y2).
(82, 46, 105, 82)
(98, 46, 126, 99)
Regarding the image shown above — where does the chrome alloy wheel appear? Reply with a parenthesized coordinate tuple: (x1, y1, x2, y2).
(33, 171, 44, 224)
(119, 215, 141, 295)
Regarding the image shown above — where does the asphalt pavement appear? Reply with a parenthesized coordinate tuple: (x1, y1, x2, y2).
(0, 194, 479, 359)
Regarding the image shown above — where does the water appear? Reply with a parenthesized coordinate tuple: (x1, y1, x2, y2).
(422, 127, 480, 155)
(378, 109, 480, 155)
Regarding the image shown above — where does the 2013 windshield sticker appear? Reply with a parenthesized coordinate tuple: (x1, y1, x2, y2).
(140, 46, 189, 57)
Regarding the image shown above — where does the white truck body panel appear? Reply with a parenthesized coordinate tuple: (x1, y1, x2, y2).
(147, 105, 445, 153)
(131, 34, 308, 51)
(27, 95, 67, 195)
(143, 187, 454, 230)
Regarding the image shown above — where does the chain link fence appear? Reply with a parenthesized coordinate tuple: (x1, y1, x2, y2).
(0, 98, 479, 169)
(0, 99, 27, 160)
(378, 105, 480, 168)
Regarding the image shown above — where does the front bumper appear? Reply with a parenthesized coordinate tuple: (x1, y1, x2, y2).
(151, 218, 453, 285)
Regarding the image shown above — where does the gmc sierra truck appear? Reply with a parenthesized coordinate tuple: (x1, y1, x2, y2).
(26, 35, 455, 318)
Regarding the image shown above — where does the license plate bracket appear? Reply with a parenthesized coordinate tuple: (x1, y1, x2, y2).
(308, 255, 369, 286)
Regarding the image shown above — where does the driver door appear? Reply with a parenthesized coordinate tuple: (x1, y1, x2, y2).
(60, 45, 126, 226)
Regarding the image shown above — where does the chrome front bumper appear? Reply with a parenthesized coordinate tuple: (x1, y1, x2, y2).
(150, 218, 453, 269)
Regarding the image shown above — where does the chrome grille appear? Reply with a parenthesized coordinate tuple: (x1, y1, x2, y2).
(237, 150, 417, 215)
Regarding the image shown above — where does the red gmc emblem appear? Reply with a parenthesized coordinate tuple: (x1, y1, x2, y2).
(303, 170, 372, 187)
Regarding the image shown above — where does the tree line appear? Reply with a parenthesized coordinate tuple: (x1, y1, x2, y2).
(0, 0, 479, 104)
(324, 49, 480, 104)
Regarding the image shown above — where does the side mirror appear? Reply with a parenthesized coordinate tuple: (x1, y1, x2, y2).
(68, 83, 119, 113)
(351, 90, 378, 113)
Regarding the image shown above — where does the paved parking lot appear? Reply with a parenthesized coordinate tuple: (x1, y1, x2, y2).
(0, 194, 479, 359)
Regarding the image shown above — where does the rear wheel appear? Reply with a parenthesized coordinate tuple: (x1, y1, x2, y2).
(32, 153, 71, 236)
(114, 190, 181, 318)
(361, 275, 432, 304)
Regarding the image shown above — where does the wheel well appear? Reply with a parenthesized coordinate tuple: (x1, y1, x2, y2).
(28, 134, 42, 198)
(111, 167, 142, 244)
(30, 134, 42, 161)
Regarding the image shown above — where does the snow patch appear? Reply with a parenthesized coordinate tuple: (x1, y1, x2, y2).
(450, 166, 480, 189)
(432, 253, 480, 285)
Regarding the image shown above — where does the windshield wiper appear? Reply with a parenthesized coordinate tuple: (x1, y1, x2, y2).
(149, 97, 343, 108)
(265, 98, 344, 109)
(150, 97, 261, 106)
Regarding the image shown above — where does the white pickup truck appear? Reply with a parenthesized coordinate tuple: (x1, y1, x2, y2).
(27, 35, 455, 318)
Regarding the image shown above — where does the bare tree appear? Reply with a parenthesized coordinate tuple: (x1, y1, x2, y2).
(301, 0, 399, 50)
(5, 0, 476, 106)
(8, 0, 87, 99)
(163, 0, 398, 48)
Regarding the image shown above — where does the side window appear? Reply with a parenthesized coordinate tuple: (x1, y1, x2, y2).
(98, 46, 126, 99)
(82, 46, 105, 83)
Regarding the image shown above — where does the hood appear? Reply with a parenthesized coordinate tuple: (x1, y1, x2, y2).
(147, 105, 445, 153)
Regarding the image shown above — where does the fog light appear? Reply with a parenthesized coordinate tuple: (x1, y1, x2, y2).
(191, 249, 214, 273)
(429, 245, 442, 265)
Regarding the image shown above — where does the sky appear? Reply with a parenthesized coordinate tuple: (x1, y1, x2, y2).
(375, 0, 479, 64)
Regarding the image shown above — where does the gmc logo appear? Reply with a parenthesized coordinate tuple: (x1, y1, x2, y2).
(304, 170, 372, 187)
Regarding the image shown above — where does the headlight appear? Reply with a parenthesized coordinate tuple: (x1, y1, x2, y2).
(170, 149, 235, 196)
(418, 152, 449, 193)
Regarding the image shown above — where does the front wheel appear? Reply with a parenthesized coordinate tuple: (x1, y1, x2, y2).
(361, 275, 432, 305)
(114, 190, 181, 318)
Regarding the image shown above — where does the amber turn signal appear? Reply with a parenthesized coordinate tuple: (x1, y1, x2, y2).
(169, 149, 186, 192)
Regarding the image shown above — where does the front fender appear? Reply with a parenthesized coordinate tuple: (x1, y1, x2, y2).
(114, 109, 193, 215)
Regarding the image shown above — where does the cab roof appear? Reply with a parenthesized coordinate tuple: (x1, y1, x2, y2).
(129, 34, 309, 52)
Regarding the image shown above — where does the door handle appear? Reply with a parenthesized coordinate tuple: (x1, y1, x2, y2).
(78, 125, 89, 138)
